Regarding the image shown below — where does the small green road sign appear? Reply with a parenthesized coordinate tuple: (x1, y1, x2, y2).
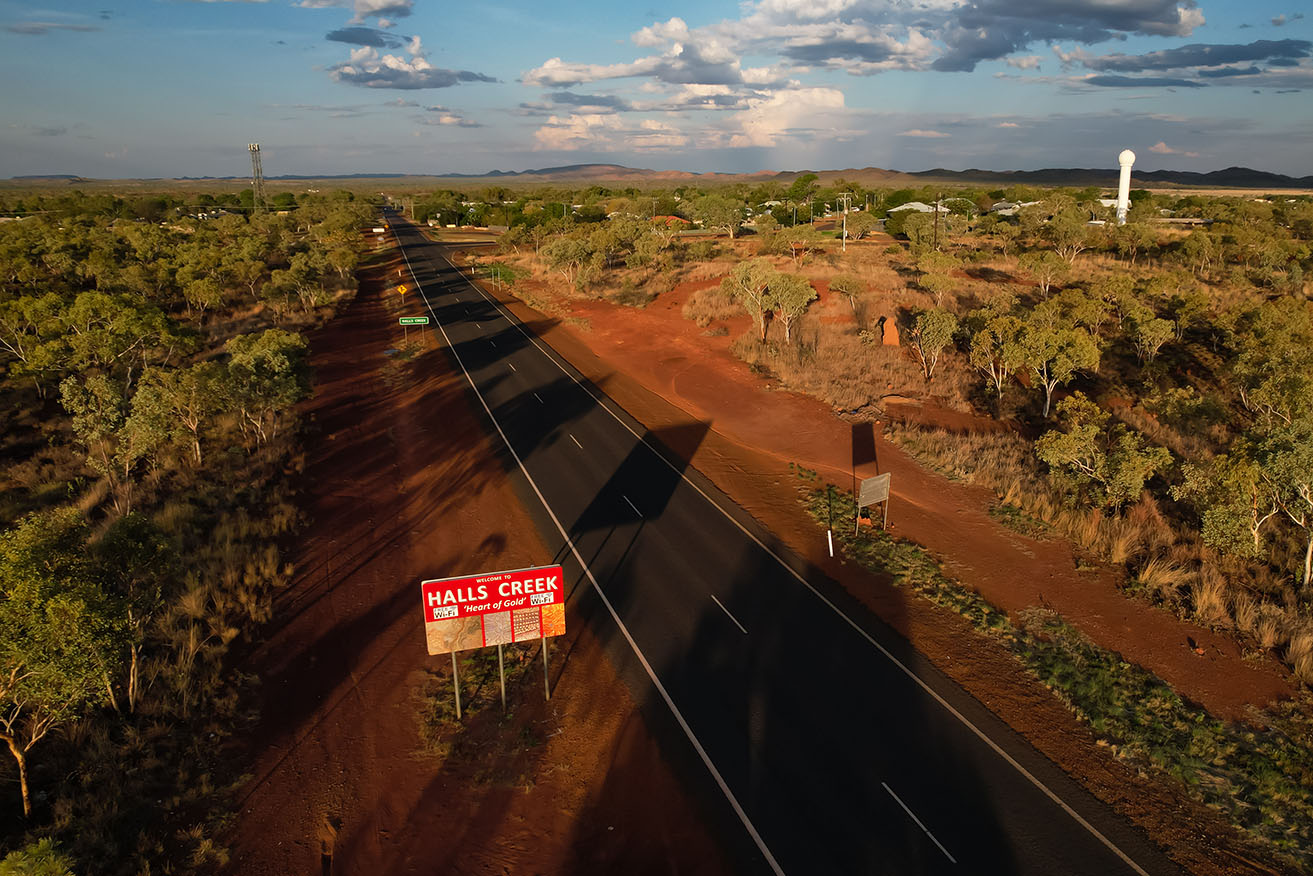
(399, 316, 430, 325)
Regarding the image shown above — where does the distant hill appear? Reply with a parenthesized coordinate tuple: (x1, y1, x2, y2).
(6, 164, 1310, 190)
(906, 166, 1313, 189)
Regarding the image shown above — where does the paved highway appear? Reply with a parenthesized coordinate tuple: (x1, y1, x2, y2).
(387, 212, 1184, 876)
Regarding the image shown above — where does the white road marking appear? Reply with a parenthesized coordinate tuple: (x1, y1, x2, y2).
(534, 392, 544, 404)
(390, 228, 788, 876)
(623, 495, 642, 518)
(509, 363, 516, 372)
(883, 782, 957, 864)
(710, 594, 748, 635)
(489, 339, 496, 348)
(570, 433, 582, 449)
(474, 322, 481, 329)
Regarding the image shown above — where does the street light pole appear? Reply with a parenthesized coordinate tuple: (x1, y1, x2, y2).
(838, 193, 852, 252)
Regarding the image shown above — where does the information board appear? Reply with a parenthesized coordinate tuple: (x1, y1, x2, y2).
(420, 565, 566, 655)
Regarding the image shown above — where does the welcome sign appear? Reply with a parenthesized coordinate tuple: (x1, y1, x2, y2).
(420, 564, 566, 655)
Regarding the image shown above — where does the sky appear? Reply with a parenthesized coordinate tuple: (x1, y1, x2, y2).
(1, 0, 1310, 179)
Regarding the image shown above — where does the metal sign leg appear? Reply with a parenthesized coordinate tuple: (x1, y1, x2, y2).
(498, 643, 506, 713)
(542, 636, 551, 702)
(451, 652, 462, 720)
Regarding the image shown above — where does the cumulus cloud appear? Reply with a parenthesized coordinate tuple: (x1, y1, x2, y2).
(329, 40, 496, 90)
(724, 87, 846, 147)
(1149, 141, 1200, 157)
(524, 38, 747, 89)
(898, 129, 950, 138)
(299, 0, 411, 23)
(533, 114, 689, 151)
(996, 121, 1021, 128)
(326, 26, 407, 47)
(420, 111, 482, 128)
(1006, 56, 1043, 70)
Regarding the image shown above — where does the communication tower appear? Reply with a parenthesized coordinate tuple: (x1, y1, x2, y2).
(248, 143, 267, 212)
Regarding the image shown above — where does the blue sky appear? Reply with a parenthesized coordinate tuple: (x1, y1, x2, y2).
(2, 0, 1310, 178)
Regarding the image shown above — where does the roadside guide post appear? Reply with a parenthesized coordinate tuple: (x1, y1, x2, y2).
(826, 485, 835, 557)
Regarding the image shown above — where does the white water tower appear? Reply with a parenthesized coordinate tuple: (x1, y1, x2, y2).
(1116, 149, 1135, 225)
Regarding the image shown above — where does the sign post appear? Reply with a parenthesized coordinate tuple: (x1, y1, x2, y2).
(420, 564, 567, 716)
(451, 652, 462, 720)
(497, 643, 506, 712)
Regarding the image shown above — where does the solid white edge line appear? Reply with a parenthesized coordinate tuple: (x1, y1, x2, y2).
(392, 226, 788, 876)
(570, 433, 582, 449)
(416, 222, 1154, 876)
(710, 594, 748, 636)
(509, 363, 516, 372)
(882, 781, 957, 864)
(623, 495, 642, 518)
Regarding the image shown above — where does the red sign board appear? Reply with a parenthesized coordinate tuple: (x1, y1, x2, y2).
(420, 564, 566, 655)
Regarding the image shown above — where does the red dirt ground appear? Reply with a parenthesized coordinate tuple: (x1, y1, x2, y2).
(224, 253, 727, 875)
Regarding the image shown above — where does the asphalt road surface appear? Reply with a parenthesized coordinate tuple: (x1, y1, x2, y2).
(387, 212, 1185, 876)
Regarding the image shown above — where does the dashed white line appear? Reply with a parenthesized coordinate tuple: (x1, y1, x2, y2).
(710, 594, 748, 635)
(534, 392, 544, 404)
(882, 782, 957, 864)
(489, 339, 497, 348)
(623, 495, 642, 518)
(509, 363, 517, 372)
(569, 433, 582, 449)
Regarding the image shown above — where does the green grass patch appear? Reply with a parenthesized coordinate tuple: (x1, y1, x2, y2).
(796, 474, 1313, 871)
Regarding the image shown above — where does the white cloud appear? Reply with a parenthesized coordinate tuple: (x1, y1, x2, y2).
(725, 87, 846, 147)
(898, 129, 950, 138)
(996, 121, 1020, 128)
(533, 114, 689, 151)
(1149, 140, 1200, 157)
(329, 43, 496, 89)
(1006, 55, 1042, 70)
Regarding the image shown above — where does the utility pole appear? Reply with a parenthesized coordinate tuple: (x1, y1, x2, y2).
(837, 193, 852, 252)
(247, 143, 266, 213)
(932, 192, 942, 251)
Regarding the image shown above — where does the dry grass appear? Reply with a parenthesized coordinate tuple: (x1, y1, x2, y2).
(1190, 565, 1231, 627)
(681, 285, 740, 327)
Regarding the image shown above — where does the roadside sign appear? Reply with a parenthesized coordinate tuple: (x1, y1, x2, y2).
(421, 564, 566, 656)
(857, 473, 892, 530)
(398, 284, 408, 296)
(858, 473, 891, 508)
(399, 316, 430, 325)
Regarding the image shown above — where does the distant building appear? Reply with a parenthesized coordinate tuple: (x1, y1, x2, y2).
(887, 201, 948, 214)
